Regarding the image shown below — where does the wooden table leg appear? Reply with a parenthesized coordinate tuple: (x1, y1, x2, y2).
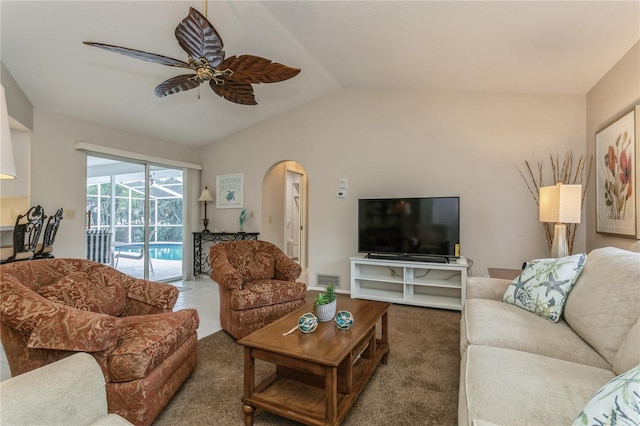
(242, 404, 255, 426)
(325, 366, 338, 424)
(381, 310, 390, 365)
(243, 347, 256, 425)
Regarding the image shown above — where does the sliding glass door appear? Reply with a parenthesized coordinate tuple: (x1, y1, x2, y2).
(86, 156, 183, 281)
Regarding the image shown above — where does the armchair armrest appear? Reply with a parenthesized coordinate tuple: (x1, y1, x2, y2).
(273, 253, 302, 281)
(1, 278, 120, 352)
(210, 261, 243, 290)
(466, 276, 513, 301)
(209, 247, 243, 290)
(120, 276, 179, 315)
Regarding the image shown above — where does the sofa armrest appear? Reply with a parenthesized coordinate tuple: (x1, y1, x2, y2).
(120, 277, 179, 315)
(273, 253, 302, 281)
(466, 277, 512, 301)
(0, 353, 132, 426)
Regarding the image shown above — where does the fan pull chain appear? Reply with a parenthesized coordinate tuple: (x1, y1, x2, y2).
(197, 86, 201, 100)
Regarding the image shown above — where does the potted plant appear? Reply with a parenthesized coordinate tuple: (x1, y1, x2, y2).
(314, 284, 337, 322)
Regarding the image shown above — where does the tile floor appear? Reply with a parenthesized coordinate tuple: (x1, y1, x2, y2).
(173, 277, 222, 339)
(0, 277, 222, 382)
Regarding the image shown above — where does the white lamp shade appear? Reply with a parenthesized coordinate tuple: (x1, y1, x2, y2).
(0, 84, 17, 179)
(539, 183, 582, 224)
(198, 187, 214, 202)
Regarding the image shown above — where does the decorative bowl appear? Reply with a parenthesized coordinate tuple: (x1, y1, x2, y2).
(298, 312, 318, 333)
(335, 310, 354, 330)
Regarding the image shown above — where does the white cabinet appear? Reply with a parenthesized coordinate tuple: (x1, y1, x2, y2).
(350, 256, 467, 310)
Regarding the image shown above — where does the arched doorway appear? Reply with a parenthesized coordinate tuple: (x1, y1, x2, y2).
(261, 161, 308, 277)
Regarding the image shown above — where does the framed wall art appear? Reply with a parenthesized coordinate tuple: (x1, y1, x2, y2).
(595, 106, 639, 237)
(216, 173, 244, 209)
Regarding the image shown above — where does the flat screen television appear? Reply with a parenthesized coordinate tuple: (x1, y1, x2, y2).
(358, 197, 460, 262)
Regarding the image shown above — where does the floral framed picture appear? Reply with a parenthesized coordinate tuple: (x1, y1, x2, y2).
(216, 173, 244, 209)
(595, 106, 639, 237)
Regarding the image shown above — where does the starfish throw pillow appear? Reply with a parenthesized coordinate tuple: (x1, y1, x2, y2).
(503, 253, 586, 322)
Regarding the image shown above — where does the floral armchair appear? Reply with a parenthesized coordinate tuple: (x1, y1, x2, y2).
(209, 240, 307, 339)
(0, 258, 199, 426)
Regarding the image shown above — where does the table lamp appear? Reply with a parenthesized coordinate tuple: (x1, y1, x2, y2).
(539, 183, 582, 258)
(198, 187, 214, 232)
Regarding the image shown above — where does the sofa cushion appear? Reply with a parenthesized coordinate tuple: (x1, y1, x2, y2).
(563, 247, 640, 366)
(107, 309, 199, 382)
(612, 319, 640, 375)
(461, 298, 610, 369)
(227, 252, 275, 283)
(38, 272, 126, 317)
(459, 345, 615, 426)
(573, 364, 640, 426)
(230, 279, 307, 311)
(502, 253, 586, 322)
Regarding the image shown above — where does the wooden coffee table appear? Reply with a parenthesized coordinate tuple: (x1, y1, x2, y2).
(238, 297, 391, 426)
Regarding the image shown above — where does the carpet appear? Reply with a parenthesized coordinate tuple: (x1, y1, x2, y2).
(154, 302, 461, 425)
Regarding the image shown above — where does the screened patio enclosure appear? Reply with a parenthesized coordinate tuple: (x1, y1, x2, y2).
(86, 156, 183, 281)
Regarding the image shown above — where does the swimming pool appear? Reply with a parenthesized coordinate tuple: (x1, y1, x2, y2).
(114, 242, 183, 260)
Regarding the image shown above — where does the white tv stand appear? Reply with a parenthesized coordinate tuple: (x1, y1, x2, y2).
(350, 255, 467, 311)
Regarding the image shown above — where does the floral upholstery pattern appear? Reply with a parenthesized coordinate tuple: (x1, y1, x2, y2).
(37, 271, 127, 316)
(227, 251, 275, 283)
(2, 276, 121, 352)
(109, 310, 199, 382)
(0, 258, 199, 426)
(210, 240, 306, 339)
(230, 279, 307, 310)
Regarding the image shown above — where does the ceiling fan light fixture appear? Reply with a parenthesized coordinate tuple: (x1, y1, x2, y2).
(84, 7, 300, 105)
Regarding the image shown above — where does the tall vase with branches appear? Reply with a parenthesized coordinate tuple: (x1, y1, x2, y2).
(517, 151, 593, 255)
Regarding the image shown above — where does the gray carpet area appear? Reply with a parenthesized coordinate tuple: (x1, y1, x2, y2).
(154, 300, 461, 425)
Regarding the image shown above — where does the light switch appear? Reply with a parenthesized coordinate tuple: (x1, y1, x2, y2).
(339, 178, 348, 190)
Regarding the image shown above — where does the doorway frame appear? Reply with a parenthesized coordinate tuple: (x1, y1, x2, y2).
(284, 167, 307, 267)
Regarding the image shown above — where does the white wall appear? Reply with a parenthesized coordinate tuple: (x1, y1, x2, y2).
(29, 108, 201, 258)
(200, 89, 586, 290)
(586, 41, 640, 251)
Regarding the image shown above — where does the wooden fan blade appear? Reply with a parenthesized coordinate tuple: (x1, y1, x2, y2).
(154, 74, 201, 97)
(221, 55, 301, 84)
(83, 42, 191, 69)
(209, 80, 256, 105)
(175, 7, 224, 67)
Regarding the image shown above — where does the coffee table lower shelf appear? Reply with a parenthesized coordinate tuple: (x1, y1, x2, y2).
(243, 338, 389, 426)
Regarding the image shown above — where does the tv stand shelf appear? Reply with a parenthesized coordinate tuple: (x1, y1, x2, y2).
(350, 256, 467, 310)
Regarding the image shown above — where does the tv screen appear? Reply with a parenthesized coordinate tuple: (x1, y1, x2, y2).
(358, 197, 460, 260)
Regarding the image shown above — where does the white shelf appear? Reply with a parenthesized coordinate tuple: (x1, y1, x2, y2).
(350, 256, 467, 311)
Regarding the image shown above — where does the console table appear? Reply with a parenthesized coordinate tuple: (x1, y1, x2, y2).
(193, 232, 259, 277)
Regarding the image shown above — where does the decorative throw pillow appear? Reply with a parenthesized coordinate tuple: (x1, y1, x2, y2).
(38, 272, 126, 317)
(228, 252, 275, 283)
(573, 364, 640, 426)
(502, 253, 586, 322)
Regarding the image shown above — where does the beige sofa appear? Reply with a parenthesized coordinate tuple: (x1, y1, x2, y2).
(0, 353, 132, 425)
(458, 247, 640, 425)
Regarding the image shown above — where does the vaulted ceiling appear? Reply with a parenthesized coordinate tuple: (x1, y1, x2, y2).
(1, 1, 638, 147)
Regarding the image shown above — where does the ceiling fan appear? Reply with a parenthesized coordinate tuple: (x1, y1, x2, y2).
(84, 7, 300, 105)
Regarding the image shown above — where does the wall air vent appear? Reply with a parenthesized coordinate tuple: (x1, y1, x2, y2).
(316, 274, 340, 288)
